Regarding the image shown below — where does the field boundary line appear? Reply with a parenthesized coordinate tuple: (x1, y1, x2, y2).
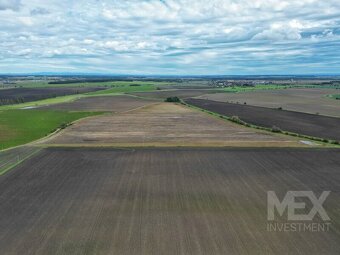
(0, 148, 42, 175)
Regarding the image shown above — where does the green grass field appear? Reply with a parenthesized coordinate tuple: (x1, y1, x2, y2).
(0, 109, 99, 150)
(328, 94, 340, 100)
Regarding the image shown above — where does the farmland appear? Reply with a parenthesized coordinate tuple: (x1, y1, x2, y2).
(198, 88, 340, 118)
(1, 147, 339, 255)
(44, 102, 305, 147)
(1, 77, 340, 255)
(129, 89, 217, 100)
(40, 95, 155, 112)
(0, 87, 103, 106)
(0, 146, 41, 175)
(185, 98, 340, 142)
(0, 109, 99, 150)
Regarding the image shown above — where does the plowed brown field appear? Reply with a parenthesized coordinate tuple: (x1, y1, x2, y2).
(1, 148, 339, 255)
(40, 95, 155, 112)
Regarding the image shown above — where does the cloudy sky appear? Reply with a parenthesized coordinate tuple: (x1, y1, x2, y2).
(0, 0, 340, 75)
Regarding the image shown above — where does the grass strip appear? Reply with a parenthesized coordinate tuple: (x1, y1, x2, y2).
(0, 148, 41, 175)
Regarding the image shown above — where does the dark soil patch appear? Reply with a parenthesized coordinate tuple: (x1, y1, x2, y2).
(1, 148, 340, 254)
(185, 98, 340, 141)
(0, 87, 104, 105)
(40, 95, 154, 112)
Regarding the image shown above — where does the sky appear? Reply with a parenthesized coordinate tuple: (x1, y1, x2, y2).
(0, 0, 340, 75)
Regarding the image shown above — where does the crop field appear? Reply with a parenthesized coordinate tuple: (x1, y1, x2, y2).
(88, 83, 158, 95)
(40, 95, 155, 112)
(0, 109, 99, 150)
(1, 147, 339, 255)
(129, 89, 217, 99)
(185, 98, 340, 142)
(44, 102, 304, 147)
(0, 87, 103, 105)
(198, 88, 340, 118)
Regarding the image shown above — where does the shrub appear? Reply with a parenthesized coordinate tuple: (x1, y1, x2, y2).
(271, 125, 282, 133)
(59, 122, 69, 129)
(230, 116, 246, 125)
(165, 96, 180, 102)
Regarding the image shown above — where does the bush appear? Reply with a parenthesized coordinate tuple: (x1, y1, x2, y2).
(165, 97, 180, 102)
(59, 122, 69, 129)
(230, 116, 246, 125)
(271, 125, 282, 133)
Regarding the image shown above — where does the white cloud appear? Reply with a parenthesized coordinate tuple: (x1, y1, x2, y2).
(0, 0, 340, 74)
(252, 21, 303, 41)
(18, 16, 34, 26)
(0, 0, 21, 11)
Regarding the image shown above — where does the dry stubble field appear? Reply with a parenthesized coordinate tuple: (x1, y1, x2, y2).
(44, 102, 304, 147)
(1, 148, 339, 255)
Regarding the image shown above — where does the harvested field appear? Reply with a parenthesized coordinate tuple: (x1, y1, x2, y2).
(129, 89, 217, 99)
(0, 87, 104, 105)
(40, 95, 155, 112)
(185, 98, 340, 142)
(1, 147, 339, 255)
(45, 102, 304, 147)
(198, 88, 340, 117)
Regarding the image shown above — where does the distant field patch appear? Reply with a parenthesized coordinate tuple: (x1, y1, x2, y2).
(130, 89, 217, 99)
(0, 87, 103, 106)
(218, 84, 286, 93)
(0, 110, 99, 150)
(88, 83, 158, 95)
(14, 80, 175, 88)
(199, 88, 340, 118)
(185, 98, 340, 142)
(40, 95, 155, 112)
